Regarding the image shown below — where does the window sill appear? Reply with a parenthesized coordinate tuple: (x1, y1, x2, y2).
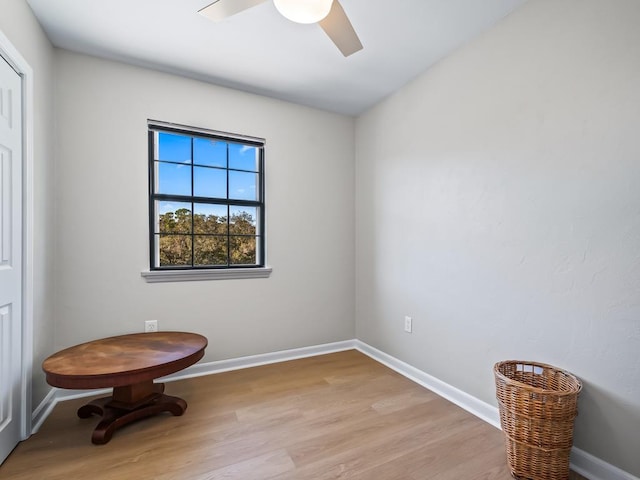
(141, 267, 272, 283)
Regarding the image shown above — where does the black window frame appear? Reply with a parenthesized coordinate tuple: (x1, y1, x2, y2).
(148, 120, 265, 270)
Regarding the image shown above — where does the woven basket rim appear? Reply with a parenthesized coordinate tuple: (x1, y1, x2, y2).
(494, 360, 582, 396)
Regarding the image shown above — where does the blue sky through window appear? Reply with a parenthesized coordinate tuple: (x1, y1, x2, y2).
(158, 132, 191, 163)
(157, 132, 259, 201)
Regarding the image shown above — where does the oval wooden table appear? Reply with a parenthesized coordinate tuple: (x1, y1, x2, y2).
(42, 331, 208, 445)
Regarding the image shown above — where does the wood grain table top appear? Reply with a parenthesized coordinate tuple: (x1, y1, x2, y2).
(42, 332, 208, 389)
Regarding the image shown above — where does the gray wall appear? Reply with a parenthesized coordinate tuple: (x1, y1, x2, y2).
(0, 0, 55, 408)
(3, 0, 638, 476)
(53, 50, 355, 361)
(355, 0, 640, 475)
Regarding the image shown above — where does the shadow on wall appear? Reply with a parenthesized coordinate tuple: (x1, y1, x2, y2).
(573, 380, 640, 477)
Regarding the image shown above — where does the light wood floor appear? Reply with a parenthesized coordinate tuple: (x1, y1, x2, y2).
(1, 350, 587, 479)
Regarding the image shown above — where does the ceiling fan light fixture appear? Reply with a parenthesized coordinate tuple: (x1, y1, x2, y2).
(273, 0, 334, 24)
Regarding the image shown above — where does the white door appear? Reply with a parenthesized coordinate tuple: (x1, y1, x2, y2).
(0, 54, 23, 464)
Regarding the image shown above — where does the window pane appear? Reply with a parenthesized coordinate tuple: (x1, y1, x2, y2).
(194, 166, 226, 198)
(230, 236, 257, 265)
(229, 170, 258, 201)
(157, 201, 192, 233)
(157, 132, 192, 163)
(194, 235, 228, 266)
(150, 125, 265, 271)
(194, 138, 227, 168)
(229, 143, 259, 172)
(194, 203, 227, 234)
(229, 206, 257, 235)
(157, 234, 192, 266)
(156, 162, 192, 196)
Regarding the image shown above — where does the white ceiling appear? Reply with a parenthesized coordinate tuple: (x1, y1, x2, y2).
(26, 0, 527, 116)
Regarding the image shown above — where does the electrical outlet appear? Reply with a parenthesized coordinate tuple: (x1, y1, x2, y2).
(145, 320, 158, 333)
(404, 316, 412, 333)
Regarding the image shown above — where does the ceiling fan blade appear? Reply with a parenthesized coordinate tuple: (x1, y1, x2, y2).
(198, 0, 268, 22)
(319, 0, 363, 57)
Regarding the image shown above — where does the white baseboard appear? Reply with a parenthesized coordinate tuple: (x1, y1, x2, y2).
(31, 388, 57, 434)
(31, 338, 637, 480)
(570, 447, 639, 480)
(160, 339, 357, 382)
(354, 340, 639, 480)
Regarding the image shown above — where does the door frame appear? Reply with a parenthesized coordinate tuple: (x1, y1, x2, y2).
(0, 28, 35, 440)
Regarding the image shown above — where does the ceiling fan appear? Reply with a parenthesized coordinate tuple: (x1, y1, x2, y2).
(198, 0, 363, 57)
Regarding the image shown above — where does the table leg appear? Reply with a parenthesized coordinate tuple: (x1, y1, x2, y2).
(76, 382, 188, 445)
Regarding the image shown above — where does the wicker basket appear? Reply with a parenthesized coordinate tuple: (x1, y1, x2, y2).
(494, 360, 582, 480)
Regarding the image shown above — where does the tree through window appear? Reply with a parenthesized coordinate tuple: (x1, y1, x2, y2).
(148, 121, 265, 269)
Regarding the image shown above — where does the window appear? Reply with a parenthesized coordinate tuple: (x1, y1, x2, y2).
(147, 121, 265, 274)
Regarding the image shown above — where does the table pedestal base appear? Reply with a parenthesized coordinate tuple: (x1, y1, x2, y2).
(77, 382, 187, 444)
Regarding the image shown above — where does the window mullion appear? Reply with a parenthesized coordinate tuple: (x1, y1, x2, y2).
(149, 131, 156, 268)
(226, 143, 231, 267)
(191, 138, 195, 267)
